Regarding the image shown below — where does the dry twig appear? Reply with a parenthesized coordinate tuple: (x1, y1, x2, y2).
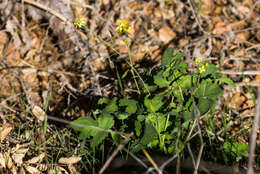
(99, 132, 133, 174)
(247, 87, 260, 174)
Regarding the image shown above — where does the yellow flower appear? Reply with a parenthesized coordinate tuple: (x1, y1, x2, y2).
(199, 66, 205, 73)
(116, 19, 131, 33)
(124, 39, 131, 47)
(74, 18, 85, 28)
(196, 58, 201, 63)
(205, 62, 209, 67)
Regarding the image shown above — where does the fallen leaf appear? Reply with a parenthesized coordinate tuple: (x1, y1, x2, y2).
(0, 153, 6, 168)
(230, 92, 245, 110)
(0, 124, 12, 142)
(196, 0, 215, 14)
(235, 31, 250, 43)
(27, 153, 45, 164)
(56, 165, 69, 174)
(158, 25, 176, 44)
(213, 21, 232, 34)
(68, 164, 80, 174)
(179, 38, 190, 47)
(4, 152, 13, 169)
(58, 156, 81, 165)
(32, 105, 46, 122)
(12, 153, 26, 165)
(256, 31, 260, 41)
(24, 165, 39, 174)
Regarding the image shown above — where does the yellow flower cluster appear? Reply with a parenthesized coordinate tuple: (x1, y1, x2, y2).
(74, 18, 85, 29)
(196, 57, 208, 73)
(199, 66, 205, 73)
(116, 19, 131, 33)
(196, 58, 201, 63)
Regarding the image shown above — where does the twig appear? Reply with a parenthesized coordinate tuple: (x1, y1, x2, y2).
(159, 154, 178, 171)
(99, 132, 133, 174)
(187, 143, 196, 168)
(187, 0, 207, 34)
(221, 70, 260, 75)
(193, 143, 204, 174)
(247, 87, 260, 174)
(122, 147, 148, 169)
(142, 148, 159, 171)
(23, 0, 73, 27)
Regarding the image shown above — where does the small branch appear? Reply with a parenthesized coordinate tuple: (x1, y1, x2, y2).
(160, 154, 178, 171)
(24, 0, 73, 27)
(187, 0, 207, 34)
(247, 87, 260, 174)
(193, 143, 204, 174)
(142, 148, 159, 170)
(221, 70, 260, 75)
(99, 132, 133, 174)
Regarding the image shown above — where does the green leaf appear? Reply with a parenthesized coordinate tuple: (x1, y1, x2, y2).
(198, 98, 214, 115)
(143, 83, 157, 93)
(201, 64, 218, 78)
(153, 74, 170, 88)
(90, 131, 108, 148)
(178, 75, 191, 89)
(147, 113, 171, 134)
(98, 114, 114, 129)
(217, 75, 236, 88)
(196, 81, 223, 100)
(117, 113, 130, 120)
(98, 97, 109, 105)
(104, 97, 118, 113)
(70, 117, 98, 139)
(183, 110, 194, 121)
(162, 48, 174, 66)
(144, 94, 164, 113)
(87, 114, 114, 148)
(140, 121, 158, 145)
(223, 141, 249, 158)
(119, 99, 138, 114)
(135, 120, 142, 137)
(121, 69, 129, 79)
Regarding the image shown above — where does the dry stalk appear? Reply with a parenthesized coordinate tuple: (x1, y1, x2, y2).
(247, 87, 260, 174)
(99, 132, 133, 174)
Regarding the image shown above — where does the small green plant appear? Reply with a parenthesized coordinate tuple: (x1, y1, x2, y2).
(222, 141, 249, 164)
(71, 48, 235, 155)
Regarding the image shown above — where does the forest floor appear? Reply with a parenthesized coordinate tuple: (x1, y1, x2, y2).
(0, 0, 260, 173)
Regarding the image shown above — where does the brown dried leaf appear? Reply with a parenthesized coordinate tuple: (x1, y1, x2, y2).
(0, 153, 5, 168)
(58, 156, 81, 165)
(234, 61, 245, 71)
(68, 164, 80, 174)
(196, 0, 215, 15)
(24, 165, 40, 174)
(256, 31, 260, 41)
(230, 92, 245, 110)
(0, 124, 12, 142)
(179, 38, 190, 47)
(158, 25, 176, 44)
(56, 166, 69, 174)
(32, 106, 45, 122)
(235, 31, 250, 43)
(71, 0, 87, 19)
(91, 58, 107, 71)
(213, 21, 232, 34)
(27, 153, 45, 164)
(4, 152, 13, 169)
(12, 153, 26, 165)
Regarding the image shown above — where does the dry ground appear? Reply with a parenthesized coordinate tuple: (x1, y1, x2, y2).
(0, 0, 260, 173)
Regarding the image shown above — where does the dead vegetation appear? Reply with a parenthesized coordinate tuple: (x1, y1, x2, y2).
(0, 0, 259, 173)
